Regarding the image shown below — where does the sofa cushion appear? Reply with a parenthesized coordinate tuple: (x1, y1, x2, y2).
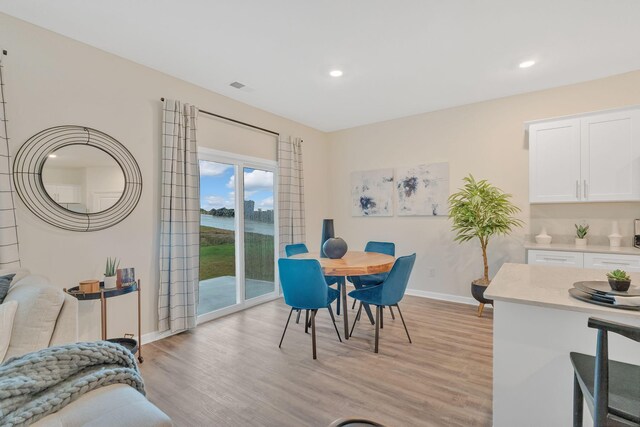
(0, 273, 15, 303)
(31, 384, 172, 427)
(4, 280, 64, 360)
(0, 267, 30, 287)
(0, 300, 18, 361)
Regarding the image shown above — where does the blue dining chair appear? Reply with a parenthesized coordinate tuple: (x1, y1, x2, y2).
(278, 258, 342, 359)
(349, 241, 396, 324)
(348, 253, 416, 353)
(285, 243, 345, 316)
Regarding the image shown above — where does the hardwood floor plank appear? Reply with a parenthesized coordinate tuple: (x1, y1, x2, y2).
(140, 296, 493, 427)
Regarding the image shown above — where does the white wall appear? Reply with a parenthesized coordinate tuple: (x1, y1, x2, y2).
(327, 70, 640, 300)
(1, 13, 330, 339)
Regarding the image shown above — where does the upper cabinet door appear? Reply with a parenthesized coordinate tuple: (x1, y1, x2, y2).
(529, 119, 581, 203)
(581, 110, 640, 201)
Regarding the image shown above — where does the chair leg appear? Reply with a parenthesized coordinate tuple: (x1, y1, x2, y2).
(336, 282, 341, 316)
(327, 305, 342, 342)
(380, 306, 384, 329)
(295, 309, 301, 324)
(311, 309, 317, 360)
(395, 304, 412, 344)
(279, 307, 294, 348)
(305, 310, 309, 334)
(352, 298, 357, 309)
(374, 305, 380, 353)
(363, 303, 375, 325)
(477, 303, 485, 317)
(350, 303, 363, 337)
(573, 373, 583, 427)
(356, 302, 362, 321)
(389, 305, 396, 320)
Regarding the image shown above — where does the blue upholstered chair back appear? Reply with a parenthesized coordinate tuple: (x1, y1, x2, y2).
(285, 243, 309, 257)
(379, 254, 416, 305)
(364, 241, 395, 256)
(278, 258, 329, 310)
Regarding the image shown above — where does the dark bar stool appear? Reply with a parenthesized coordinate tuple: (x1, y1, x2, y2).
(570, 317, 640, 427)
(328, 418, 385, 427)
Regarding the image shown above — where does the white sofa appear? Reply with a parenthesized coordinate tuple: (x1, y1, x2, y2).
(2, 269, 172, 427)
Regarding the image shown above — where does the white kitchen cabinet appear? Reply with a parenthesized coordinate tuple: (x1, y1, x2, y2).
(527, 106, 640, 203)
(583, 252, 640, 272)
(527, 249, 583, 268)
(529, 119, 581, 203)
(581, 110, 640, 201)
(526, 248, 640, 273)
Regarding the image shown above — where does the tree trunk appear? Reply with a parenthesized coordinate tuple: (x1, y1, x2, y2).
(481, 238, 489, 285)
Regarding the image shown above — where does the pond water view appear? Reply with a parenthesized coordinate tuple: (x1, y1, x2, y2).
(200, 214, 274, 236)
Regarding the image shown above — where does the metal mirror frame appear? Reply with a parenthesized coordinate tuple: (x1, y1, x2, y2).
(13, 125, 142, 232)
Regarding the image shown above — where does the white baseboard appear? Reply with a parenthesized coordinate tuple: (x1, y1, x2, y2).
(141, 329, 179, 345)
(405, 288, 486, 307)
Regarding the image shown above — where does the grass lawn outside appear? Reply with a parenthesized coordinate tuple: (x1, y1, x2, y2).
(199, 225, 274, 282)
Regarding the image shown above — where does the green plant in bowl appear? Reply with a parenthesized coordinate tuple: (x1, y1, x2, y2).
(606, 269, 631, 292)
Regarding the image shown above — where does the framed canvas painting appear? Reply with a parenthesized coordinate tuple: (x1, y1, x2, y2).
(351, 169, 394, 216)
(396, 162, 449, 216)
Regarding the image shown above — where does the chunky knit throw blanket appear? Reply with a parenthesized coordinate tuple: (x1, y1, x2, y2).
(0, 341, 145, 427)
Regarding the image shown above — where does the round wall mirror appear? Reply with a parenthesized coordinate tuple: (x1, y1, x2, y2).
(13, 126, 142, 232)
(41, 145, 125, 214)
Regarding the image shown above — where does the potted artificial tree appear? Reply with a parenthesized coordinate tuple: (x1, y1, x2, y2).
(448, 175, 523, 317)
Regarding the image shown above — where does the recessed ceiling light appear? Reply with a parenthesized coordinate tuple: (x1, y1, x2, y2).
(329, 70, 343, 77)
(519, 60, 536, 68)
(48, 154, 57, 158)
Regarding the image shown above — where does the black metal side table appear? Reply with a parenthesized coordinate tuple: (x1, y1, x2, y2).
(64, 279, 143, 363)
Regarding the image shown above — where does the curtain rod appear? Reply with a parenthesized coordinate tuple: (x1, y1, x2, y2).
(160, 98, 279, 137)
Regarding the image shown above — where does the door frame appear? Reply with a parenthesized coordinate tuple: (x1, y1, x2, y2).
(197, 147, 280, 325)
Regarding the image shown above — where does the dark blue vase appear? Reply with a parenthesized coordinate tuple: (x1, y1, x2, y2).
(320, 219, 335, 258)
(323, 237, 348, 259)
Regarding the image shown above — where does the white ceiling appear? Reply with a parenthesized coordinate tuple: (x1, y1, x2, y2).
(2, 1, 640, 131)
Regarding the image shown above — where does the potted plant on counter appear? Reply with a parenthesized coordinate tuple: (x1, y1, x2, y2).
(104, 257, 119, 289)
(575, 224, 589, 247)
(606, 269, 631, 292)
(448, 175, 523, 317)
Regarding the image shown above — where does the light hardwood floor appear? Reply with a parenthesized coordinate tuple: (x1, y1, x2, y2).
(140, 296, 493, 427)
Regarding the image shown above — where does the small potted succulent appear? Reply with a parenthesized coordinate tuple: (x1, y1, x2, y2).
(103, 257, 120, 289)
(575, 224, 589, 247)
(606, 269, 631, 292)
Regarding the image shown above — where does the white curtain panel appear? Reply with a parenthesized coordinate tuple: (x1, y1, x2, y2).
(278, 136, 306, 256)
(0, 55, 20, 269)
(158, 99, 200, 333)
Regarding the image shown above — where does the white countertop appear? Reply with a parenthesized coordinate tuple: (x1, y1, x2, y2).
(485, 263, 640, 319)
(524, 241, 640, 256)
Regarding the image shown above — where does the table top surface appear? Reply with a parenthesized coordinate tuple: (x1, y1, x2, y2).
(485, 263, 640, 319)
(290, 251, 395, 276)
(64, 282, 138, 300)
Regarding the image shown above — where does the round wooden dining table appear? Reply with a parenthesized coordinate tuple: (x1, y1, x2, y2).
(289, 251, 395, 339)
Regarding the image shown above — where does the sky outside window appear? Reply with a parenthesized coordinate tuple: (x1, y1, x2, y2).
(199, 161, 274, 212)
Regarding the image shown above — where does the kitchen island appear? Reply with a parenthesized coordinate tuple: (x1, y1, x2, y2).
(485, 263, 640, 427)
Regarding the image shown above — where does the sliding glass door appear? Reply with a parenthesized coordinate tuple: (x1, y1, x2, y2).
(243, 167, 275, 300)
(198, 148, 278, 322)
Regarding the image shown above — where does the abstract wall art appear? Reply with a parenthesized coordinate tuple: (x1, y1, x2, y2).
(350, 169, 394, 216)
(396, 162, 449, 216)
